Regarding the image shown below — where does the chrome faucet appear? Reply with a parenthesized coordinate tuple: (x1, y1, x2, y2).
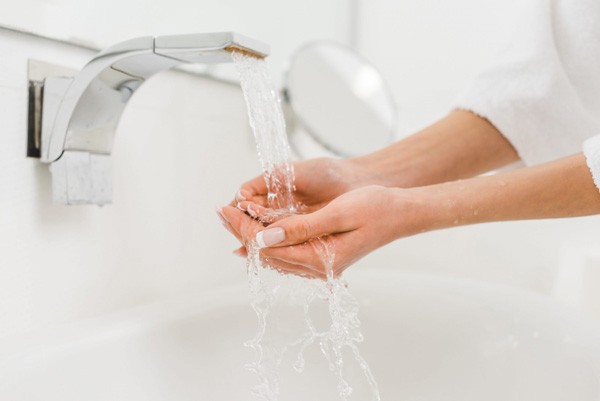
(28, 32, 268, 205)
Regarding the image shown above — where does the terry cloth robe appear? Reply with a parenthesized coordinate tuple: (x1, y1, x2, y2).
(454, 0, 600, 192)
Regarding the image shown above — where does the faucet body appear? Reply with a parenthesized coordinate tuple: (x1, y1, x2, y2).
(32, 32, 268, 205)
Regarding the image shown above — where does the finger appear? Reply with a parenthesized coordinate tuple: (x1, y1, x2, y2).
(238, 201, 268, 218)
(241, 174, 267, 195)
(221, 205, 264, 244)
(235, 189, 252, 203)
(240, 176, 271, 208)
(268, 244, 329, 277)
(230, 240, 319, 278)
(236, 201, 284, 224)
(233, 191, 268, 208)
(263, 256, 327, 280)
(261, 232, 359, 278)
(261, 242, 330, 276)
(216, 207, 243, 242)
(248, 194, 269, 208)
(254, 204, 355, 248)
(233, 246, 247, 257)
(229, 175, 268, 208)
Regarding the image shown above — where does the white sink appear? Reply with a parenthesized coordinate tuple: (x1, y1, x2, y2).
(1, 270, 599, 400)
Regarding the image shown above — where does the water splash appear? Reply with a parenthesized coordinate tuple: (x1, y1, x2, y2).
(233, 51, 380, 401)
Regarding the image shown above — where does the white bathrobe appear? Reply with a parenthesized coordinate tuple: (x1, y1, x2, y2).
(454, 0, 600, 193)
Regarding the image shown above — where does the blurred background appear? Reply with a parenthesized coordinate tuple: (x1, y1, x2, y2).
(1, 0, 599, 344)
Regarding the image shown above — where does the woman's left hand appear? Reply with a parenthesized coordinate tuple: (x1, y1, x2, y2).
(219, 185, 432, 279)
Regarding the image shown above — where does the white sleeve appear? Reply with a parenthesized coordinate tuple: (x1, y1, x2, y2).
(454, 0, 600, 167)
(583, 135, 600, 193)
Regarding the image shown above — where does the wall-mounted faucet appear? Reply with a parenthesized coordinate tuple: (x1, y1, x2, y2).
(27, 32, 268, 205)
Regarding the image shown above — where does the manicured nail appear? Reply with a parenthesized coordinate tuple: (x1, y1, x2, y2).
(256, 227, 285, 248)
(236, 202, 245, 211)
(235, 190, 246, 202)
(247, 205, 257, 218)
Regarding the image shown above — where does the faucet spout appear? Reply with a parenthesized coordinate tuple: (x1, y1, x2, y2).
(31, 32, 269, 205)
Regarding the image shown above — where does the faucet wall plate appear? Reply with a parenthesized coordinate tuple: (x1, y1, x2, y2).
(28, 32, 269, 206)
(27, 60, 76, 158)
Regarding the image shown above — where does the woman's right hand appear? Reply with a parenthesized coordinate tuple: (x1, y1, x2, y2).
(221, 185, 436, 278)
(233, 157, 366, 214)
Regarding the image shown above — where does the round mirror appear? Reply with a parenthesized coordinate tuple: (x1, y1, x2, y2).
(283, 41, 397, 158)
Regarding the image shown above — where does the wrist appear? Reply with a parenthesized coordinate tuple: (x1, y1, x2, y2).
(345, 153, 415, 189)
(340, 156, 379, 189)
(387, 185, 465, 239)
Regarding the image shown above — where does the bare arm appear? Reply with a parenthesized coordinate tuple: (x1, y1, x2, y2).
(235, 110, 519, 211)
(222, 153, 600, 278)
(419, 153, 600, 228)
(349, 109, 520, 188)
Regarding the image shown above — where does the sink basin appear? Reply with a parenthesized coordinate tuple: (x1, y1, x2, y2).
(1, 270, 599, 400)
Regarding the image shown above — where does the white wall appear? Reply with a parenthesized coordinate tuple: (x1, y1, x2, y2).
(0, 0, 351, 85)
(0, 28, 263, 340)
(351, 0, 600, 319)
(357, 0, 521, 133)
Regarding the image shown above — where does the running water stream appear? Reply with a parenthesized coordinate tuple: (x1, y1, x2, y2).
(233, 51, 381, 401)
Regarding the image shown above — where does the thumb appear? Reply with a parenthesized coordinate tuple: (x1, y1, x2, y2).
(255, 206, 350, 248)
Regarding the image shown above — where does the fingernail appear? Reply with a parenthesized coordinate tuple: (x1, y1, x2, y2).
(235, 190, 246, 202)
(256, 227, 285, 248)
(236, 202, 245, 211)
(247, 205, 257, 218)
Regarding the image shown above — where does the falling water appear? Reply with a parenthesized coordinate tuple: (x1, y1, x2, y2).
(233, 51, 380, 401)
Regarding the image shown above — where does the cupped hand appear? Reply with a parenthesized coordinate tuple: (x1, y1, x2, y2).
(220, 185, 433, 279)
(232, 158, 366, 214)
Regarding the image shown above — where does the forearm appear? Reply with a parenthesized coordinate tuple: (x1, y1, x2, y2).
(410, 153, 600, 233)
(349, 110, 519, 188)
